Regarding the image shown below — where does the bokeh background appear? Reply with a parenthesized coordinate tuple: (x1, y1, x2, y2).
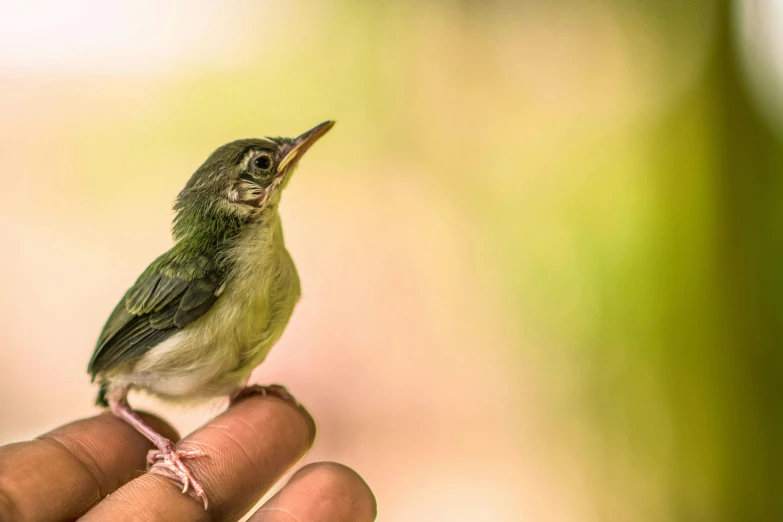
(1, 0, 782, 520)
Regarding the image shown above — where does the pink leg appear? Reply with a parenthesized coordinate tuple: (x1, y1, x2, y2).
(229, 383, 299, 407)
(107, 386, 209, 509)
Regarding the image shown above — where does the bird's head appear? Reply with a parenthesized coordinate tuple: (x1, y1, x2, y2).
(173, 121, 334, 235)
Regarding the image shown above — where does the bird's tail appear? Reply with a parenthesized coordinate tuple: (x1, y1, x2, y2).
(95, 381, 109, 408)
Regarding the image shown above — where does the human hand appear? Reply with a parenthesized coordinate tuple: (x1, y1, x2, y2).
(0, 394, 377, 521)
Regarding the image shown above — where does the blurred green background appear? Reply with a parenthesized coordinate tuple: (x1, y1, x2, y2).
(1, 0, 782, 520)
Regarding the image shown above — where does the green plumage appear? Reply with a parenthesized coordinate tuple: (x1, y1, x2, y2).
(88, 250, 225, 385)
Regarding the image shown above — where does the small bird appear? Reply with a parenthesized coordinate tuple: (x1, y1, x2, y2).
(87, 121, 334, 508)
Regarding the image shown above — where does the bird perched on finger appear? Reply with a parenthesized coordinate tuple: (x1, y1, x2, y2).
(87, 121, 335, 508)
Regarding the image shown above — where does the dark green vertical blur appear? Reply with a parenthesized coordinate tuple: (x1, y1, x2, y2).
(710, 0, 783, 520)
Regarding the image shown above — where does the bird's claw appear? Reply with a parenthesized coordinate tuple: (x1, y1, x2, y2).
(230, 383, 299, 407)
(147, 444, 209, 509)
(147, 448, 204, 466)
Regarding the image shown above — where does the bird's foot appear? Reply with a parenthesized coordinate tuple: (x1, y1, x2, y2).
(230, 383, 299, 407)
(147, 441, 209, 509)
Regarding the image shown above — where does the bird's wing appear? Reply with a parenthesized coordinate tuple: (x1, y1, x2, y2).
(87, 249, 224, 378)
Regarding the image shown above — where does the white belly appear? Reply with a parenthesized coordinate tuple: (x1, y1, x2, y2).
(124, 296, 271, 399)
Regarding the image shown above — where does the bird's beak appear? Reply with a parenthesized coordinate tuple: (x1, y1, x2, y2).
(277, 120, 335, 176)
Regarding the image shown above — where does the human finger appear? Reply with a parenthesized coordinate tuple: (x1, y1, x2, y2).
(0, 411, 178, 522)
(248, 462, 377, 522)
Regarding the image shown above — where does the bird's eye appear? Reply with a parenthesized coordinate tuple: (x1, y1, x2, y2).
(254, 154, 272, 170)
